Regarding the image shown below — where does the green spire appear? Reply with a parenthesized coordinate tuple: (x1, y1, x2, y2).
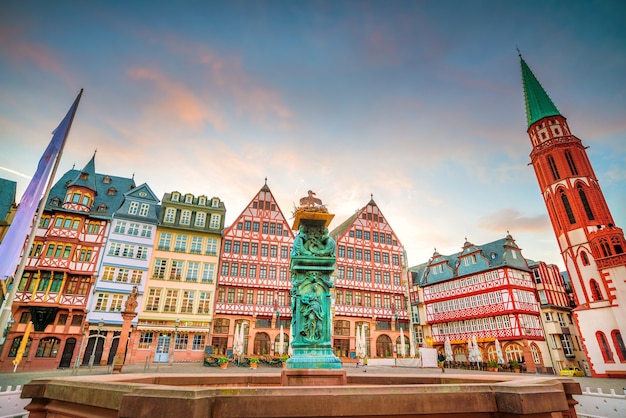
(520, 55, 561, 128)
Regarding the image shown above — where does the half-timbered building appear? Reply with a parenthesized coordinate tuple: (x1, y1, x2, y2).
(330, 197, 409, 360)
(527, 260, 585, 374)
(84, 183, 160, 366)
(130, 191, 225, 364)
(212, 182, 294, 357)
(410, 235, 549, 373)
(520, 55, 626, 377)
(1, 155, 135, 371)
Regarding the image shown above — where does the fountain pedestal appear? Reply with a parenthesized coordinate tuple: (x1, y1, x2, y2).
(287, 198, 341, 371)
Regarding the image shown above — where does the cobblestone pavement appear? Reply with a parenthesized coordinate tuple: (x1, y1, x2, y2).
(2, 361, 625, 396)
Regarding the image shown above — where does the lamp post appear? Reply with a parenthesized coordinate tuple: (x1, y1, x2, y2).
(169, 318, 180, 366)
(88, 319, 104, 370)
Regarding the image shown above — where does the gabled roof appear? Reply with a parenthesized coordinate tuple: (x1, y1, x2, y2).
(520, 55, 561, 128)
(223, 181, 294, 237)
(330, 196, 403, 250)
(67, 154, 98, 192)
(45, 156, 135, 218)
(409, 234, 530, 286)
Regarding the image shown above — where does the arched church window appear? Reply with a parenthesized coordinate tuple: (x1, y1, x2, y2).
(560, 191, 576, 224)
(581, 251, 590, 266)
(596, 331, 614, 362)
(547, 155, 560, 180)
(590, 279, 603, 301)
(565, 150, 578, 175)
(599, 239, 612, 258)
(577, 185, 594, 220)
(611, 237, 624, 255)
(611, 330, 626, 362)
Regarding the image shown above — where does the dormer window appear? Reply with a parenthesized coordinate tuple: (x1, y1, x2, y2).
(171, 193, 180, 202)
(97, 204, 108, 212)
(103, 176, 111, 183)
(107, 187, 117, 195)
(80, 172, 88, 180)
(185, 194, 193, 204)
(50, 197, 61, 206)
(211, 198, 219, 208)
(198, 196, 206, 206)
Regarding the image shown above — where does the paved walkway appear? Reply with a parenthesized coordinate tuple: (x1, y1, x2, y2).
(1, 361, 625, 396)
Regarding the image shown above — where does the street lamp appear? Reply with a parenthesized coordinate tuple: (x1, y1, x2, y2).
(169, 318, 180, 366)
(88, 319, 104, 370)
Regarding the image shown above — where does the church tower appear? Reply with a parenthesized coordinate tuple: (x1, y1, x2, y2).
(520, 55, 626, 377)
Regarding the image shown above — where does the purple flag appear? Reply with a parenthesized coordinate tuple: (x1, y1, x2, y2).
(0, 93, 81, 280)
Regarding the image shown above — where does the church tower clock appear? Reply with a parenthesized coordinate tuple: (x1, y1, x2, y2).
(520, 54, 626, 377)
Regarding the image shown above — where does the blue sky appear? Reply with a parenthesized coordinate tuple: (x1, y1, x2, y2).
(1, 1, 625, 270)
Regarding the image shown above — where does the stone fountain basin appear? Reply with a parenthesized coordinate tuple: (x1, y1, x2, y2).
(21, 372, 581, 418)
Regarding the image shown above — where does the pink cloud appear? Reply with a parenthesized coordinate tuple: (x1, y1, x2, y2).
(0, 27, 73, 84)
(127, 67, 223, 131)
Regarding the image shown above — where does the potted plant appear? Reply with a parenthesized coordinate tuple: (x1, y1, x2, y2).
(511, 360, 520, 373)
(249, 357, 259, 369)
(487, 360, 499, 372)
(280, 354, 289, 368)
(218, 357, 229, 369)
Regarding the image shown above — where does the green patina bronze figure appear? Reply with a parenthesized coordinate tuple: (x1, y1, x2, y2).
(287, 191, 341, 369)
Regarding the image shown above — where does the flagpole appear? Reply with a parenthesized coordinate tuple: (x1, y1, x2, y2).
(0, 89, 83, 346)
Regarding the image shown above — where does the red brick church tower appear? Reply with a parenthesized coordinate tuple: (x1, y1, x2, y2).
(520, 55, 626, 377)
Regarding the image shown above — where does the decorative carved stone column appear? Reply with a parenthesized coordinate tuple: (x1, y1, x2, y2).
(112, 286, 138, 374)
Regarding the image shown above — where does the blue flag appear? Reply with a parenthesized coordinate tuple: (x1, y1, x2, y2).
(0, 92, 81, 280)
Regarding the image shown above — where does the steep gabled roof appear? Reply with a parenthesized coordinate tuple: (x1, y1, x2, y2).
(45, 156, 135, 218)
(68, 154, 98, 192)
(520, 55, 561, 128)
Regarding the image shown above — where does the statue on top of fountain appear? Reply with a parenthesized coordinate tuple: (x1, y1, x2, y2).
(298, 190, 327, 212)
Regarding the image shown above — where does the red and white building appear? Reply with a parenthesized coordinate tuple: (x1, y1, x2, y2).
(521, 56, 626, 377)
(410, 236, 549, 373)
(330, 197, 409, 360)
(1, 156, 135, 371)
(212, 182, 294, 357)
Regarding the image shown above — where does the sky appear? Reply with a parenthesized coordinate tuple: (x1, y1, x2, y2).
(1, 1, 625, 271)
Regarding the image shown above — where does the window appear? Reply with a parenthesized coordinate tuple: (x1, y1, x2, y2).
(181, 291, 195, 313)
(174, 235, 188, 252)
(206, 238, 218, 255)
(153, 259, 167, 279)
(139, 203, 150, 217)
(127, 223, 139, 236)
(596, 331, 614, 362)
(201, 263, 215, 283)
(547, 155, 560, 180)
(198, 292, 211, 314)
(578, 186, 595, 220)
(195, 212, 206, 227)
(192, 334, 205, 351)
(157, 232, 172, 251)
(110, 294, 124, 312)
(590, 279, 603, 301)
(170, 261, 183, 280)
(210, 214, 221, 229)
(114, 221, 127, 234)
(190, 236, 203, 254)
(581, 251, 590, 265)
(35, 337, 60, 358)
(560, 191, 576, 224)
(163, 289, 179, 312)
(95, 293, 109, 311)
(138, 332, 154, 349)
(611, 330, 626, 362)
(564, 150, 578, 175)
(180, 210, 191, 225)
(103, 266, 115, 281)
(141, 225, 152, 238)
(128, 202, 139, 215)
(164, 208, 176, 223)
(186, 262, 199, 282)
